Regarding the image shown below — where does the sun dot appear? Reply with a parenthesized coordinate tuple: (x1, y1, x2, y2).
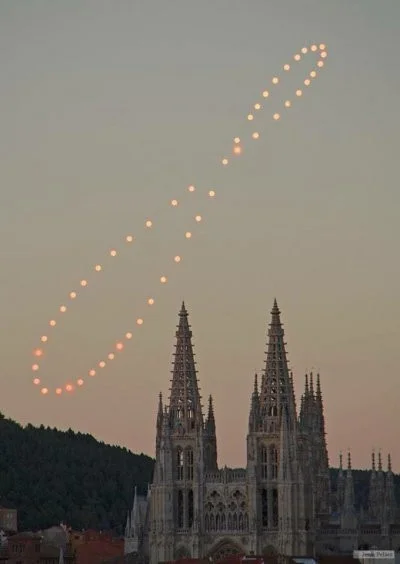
(95, 265, 102, 272)
(208, 190, 216, 197)
(116, 342, 124, 350)
(32, 363, 39, 371)
(41, 336, 48, 343)
(284, 100, 291, 108)
(233, 145, 242, 155)
(174, 255, 181, 263)
(296, 89, 303, 97)
(171, 199, 178, 207)
(125, 332, 133, 339)
(49, 319, 56, 327)
(66, 384, 73, 392)
(110, 249, 117, 257)
(56, 388, 62, 395)
(317, 60, 324, 68)
(60, 305, 67, 313)
(247, 114, 254, 121)
(310, 70, 317, 78)
(126, 235, 134, 243)
(254, 103, 261, 110)
(160, 276, 167, 284)
(234, 137, 240, 144)
(319, 43, 326, 50)
(222, 158, 228, 165)
(273, 113, 280, 121)
(41, 387, 48, 395)
(99, 361, 106, 368)
(301, 47, 308, 54)
(136, 318, 144, 326)
(283, 64, 290, 71)
(195, 215, 202, 222)
(148, 298, 155, 305)
(311, 44, 317, 52)
(304, 79, 311, 86)
(145, 220, 152, 228)
(80, 279, 88, 287)
(188, 185, 195, 192)
(108, 353, 115, 360)
(33, 378, 40, 385)
(321, 51, 327, 59)
(272, 77, 279, 84)
(89, 369, 96, 377)
(77, 379, 84, 386)
(34, 348, 43, 357)
(252, 132, 260, 139)
(70, 291, 77, 299)
(185, 231, 192, 239)
(262, 90, 269, 98)
(294, 54, 301, 61)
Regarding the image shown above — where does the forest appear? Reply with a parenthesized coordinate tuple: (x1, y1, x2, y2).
(0, 413, 398, 534)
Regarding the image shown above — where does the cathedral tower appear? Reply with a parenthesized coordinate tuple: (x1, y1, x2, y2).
(149, 302, 215, 563)
(246, 299, 310, 556)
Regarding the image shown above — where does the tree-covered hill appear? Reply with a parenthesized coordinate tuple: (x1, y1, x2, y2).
(0, 413, 398, 534)
(0, 413, 154, 533)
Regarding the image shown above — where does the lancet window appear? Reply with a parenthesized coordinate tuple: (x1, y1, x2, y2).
(176, 447, 184, 480)
(260, 445, 268, 479)
(188, 489, 194, 527)
(177, 490, 184, 528)
(261, 488, 268, 528)
(186, 448, 194, 481)
(270, 445, 278, 479)
(272, 488, 278, 527)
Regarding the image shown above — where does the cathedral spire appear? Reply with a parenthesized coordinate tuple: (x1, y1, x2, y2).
(260, 299, 296, 428)
(168, 302, 203, 432)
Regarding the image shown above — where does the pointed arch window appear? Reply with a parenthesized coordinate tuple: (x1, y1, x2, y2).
(272, 488, 278, 527)
(270, 445, 278, 480)
(188, 489, 194, 528)
(177, 490, 184, 528)
(186, 448, 194, 481)
(176, 447, 184, 480)
(261, 489, 268, 528)
(260, 445, 268, 480)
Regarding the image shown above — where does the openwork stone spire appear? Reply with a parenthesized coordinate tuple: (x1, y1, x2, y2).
(168, 302, 203, 432)
(260, 299, 296, 427)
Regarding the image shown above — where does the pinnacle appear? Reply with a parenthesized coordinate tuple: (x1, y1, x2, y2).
(253, 373, 258, 394)
(179, 301, 188, 316)
(270, 298, 281, 326)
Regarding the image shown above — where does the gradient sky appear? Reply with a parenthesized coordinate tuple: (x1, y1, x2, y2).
(1, 1, 399, 472)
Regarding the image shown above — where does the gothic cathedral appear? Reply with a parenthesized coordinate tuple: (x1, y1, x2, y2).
(125, 300, 399, 562)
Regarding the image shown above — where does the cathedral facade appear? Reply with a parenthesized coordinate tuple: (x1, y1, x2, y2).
(125, 300, 399, 562)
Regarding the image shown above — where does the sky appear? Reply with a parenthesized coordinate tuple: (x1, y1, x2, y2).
(0, 0, 399, 472)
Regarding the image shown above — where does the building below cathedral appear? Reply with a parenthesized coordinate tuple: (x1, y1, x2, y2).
(124, 300, 399, 563)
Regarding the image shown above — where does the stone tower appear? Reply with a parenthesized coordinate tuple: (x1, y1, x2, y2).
(246, 299, 311, 556)
(148, 302, 217, 564)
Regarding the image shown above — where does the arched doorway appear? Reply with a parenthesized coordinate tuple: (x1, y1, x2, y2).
(175, 545, 191, 559)
(209, 539, 244, 562)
